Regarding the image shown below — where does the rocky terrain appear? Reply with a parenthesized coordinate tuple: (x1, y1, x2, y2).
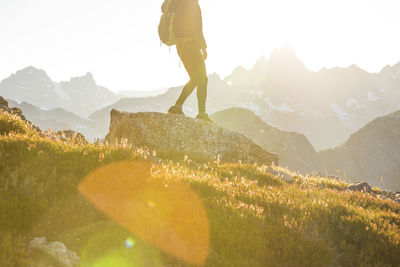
(106, 110, 278, 165)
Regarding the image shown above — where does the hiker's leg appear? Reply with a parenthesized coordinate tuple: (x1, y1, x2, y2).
(175, 79, 197, 106)
(196, 64, 208, 113)
(175, 43, 203, 107)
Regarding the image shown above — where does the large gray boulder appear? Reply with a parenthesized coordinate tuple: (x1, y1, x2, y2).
(106, 110, 278, 165)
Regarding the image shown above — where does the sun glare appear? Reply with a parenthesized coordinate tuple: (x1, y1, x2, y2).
(78, 161, 210, 265)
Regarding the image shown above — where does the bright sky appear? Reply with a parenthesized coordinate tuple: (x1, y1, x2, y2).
(1, 0, 400, 92)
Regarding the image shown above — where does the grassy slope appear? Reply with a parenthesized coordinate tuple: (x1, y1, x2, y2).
(1, 111, 400, 267)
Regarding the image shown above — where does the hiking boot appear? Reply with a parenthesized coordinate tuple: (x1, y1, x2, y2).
(196, 113, 215, 123)
(168, 105, 185, 116)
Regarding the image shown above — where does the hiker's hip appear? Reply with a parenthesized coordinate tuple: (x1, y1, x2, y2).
(177, 41, 205, 77)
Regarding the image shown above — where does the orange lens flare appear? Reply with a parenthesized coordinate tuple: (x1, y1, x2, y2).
(78, 161, 209, 265)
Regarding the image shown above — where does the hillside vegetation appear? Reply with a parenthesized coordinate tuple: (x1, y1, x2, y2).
(1, 110, 400, 266)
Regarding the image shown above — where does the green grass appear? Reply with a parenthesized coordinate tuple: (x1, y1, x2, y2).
(0, 110, 34, 136)
(1, 112, 400, 266)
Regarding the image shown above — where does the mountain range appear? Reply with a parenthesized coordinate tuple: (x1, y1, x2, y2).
(1, 47, 400, 190)
(2, 48, 400, 150)
(319, 110, 400, 191)
(6, 99, 101, 141)
(0, 66, 120, 117)
(86, 46, 400, 150)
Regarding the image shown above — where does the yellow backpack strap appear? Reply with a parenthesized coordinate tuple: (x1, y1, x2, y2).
(165, 0, 173, 13)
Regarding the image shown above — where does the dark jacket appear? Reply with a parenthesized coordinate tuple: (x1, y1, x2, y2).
(162, 0, 207, 49)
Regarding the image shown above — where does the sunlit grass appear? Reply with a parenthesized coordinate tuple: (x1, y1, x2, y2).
(1, 112, 400, 266)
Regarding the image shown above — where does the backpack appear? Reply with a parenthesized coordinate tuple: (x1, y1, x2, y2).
(158, 0, 191, 46)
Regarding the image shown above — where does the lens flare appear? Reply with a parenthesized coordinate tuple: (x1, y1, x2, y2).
(125, 238, 135, 249)
(78, 221, 162, 267)
(78, 161, 210, 265)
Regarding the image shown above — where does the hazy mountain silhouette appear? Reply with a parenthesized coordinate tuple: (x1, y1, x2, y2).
(210, 107, 319, 173)
(116, 88, 168, 98)
(319, 110, 400, 191)
(0, 66, 120, 117)
(222, 46, 400, 150)
(7, 99, 102, 141)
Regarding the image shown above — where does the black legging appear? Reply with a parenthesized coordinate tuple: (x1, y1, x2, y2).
(175, 42, 208, 113)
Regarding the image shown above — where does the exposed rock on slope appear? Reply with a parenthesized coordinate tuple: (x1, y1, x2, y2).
(211, 107, 319, 173)
(0, 96, 41, 133)
(106, 110, 278, 165)
(29, 237, 79, 267)
(319, 110, 400, 191)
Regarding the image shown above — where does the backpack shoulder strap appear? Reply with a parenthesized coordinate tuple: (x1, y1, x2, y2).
(162, 0, 184, 13)
(161, 0, 172, 13)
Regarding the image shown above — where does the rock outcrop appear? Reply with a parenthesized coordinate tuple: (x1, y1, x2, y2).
(266, 166, 295, 183)
(55, 130, 88, 144)
(0, 95, 41, 133)
(348, 182, 372, 193)
(106, 110, 278, 165)
(0, 96, 7, 106)
(29, 237, 80, 267)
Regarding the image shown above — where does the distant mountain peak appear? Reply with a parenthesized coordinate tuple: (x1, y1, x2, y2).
(69, 72, 97, 85)
(347, 64, 363, 71)
(85, 72, 94, 79)
(392, 61, 400, 72)
(21, 66, 39, 72)
(252, 56, 268, 71)
(379, 62, 400, 76)
(231, 66, 248, 76)
(268, 45, 306, 71)
(15, 66, 50, 80)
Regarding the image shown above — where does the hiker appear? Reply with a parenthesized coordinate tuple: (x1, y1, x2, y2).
(159, 0, 213, 123)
